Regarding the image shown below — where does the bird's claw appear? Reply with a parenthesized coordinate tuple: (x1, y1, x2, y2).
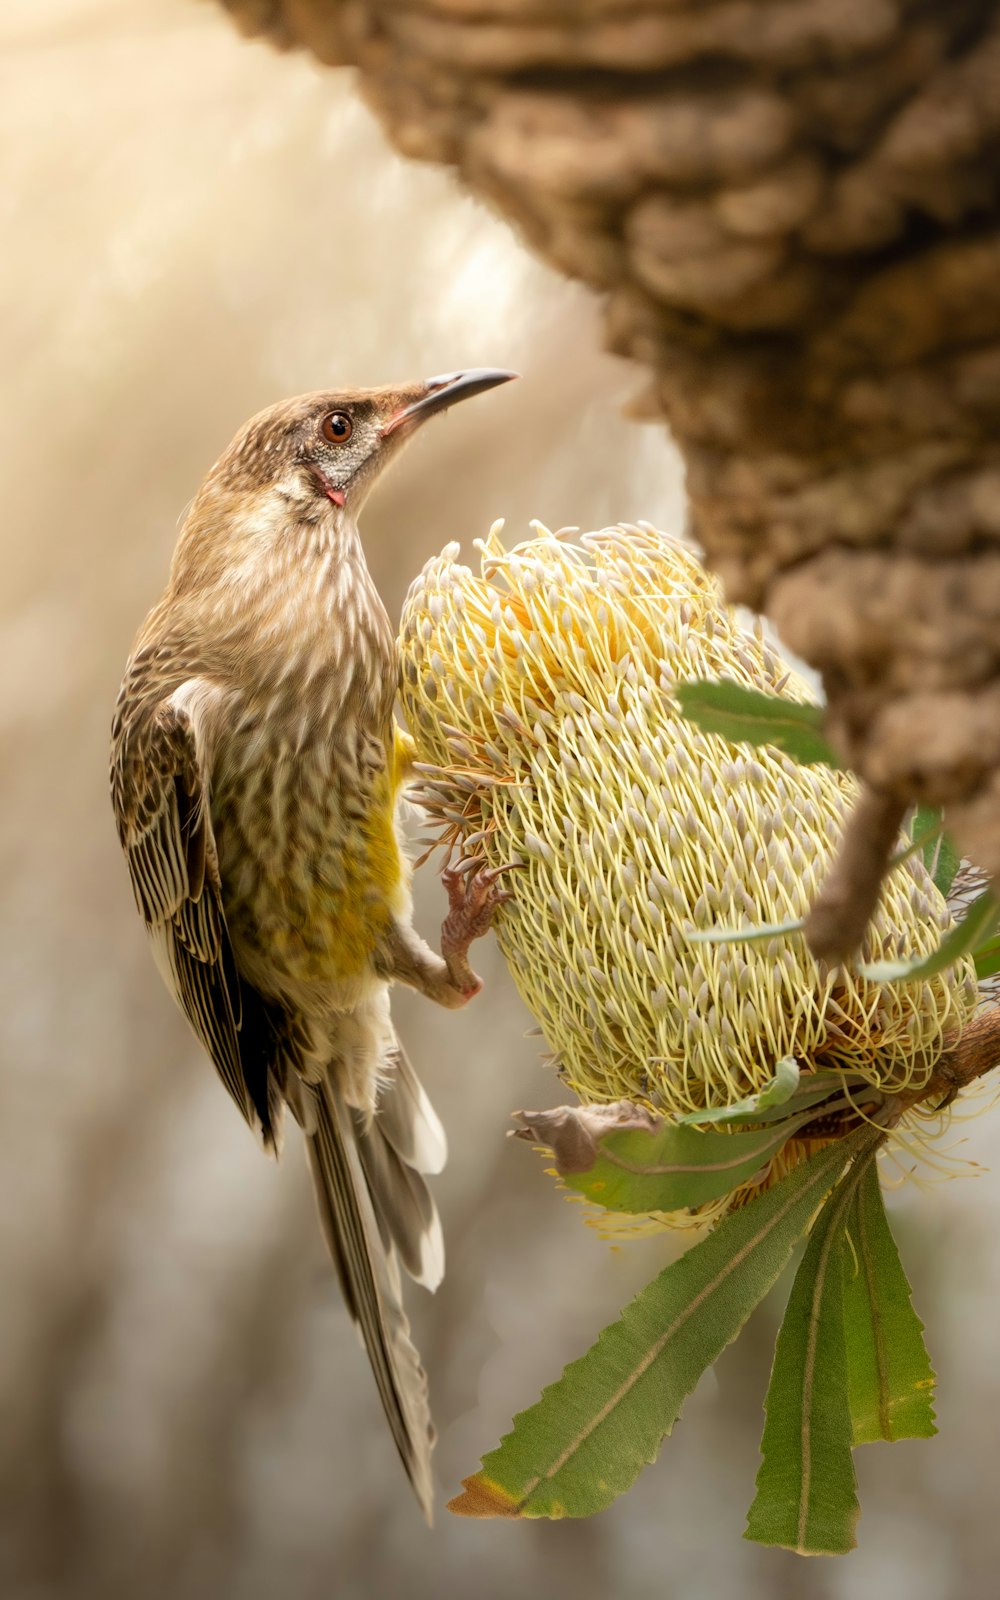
(443, 861, 516, 942)
(440, 860, 516, 999)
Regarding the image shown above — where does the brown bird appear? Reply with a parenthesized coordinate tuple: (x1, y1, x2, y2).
(109, 370, 517, 1519)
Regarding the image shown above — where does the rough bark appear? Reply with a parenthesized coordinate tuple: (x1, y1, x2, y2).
(218, 0, 1000, 893)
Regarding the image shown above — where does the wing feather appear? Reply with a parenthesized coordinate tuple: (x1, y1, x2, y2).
(114, 676, 441, 1515)
(114, 684, 277, 1142)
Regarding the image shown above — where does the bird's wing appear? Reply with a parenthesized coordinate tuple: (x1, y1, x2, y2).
(305, 1075, 439, 1522)
(113, 683, 279, 1143)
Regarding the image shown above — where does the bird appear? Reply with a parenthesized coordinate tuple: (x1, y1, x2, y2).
(109, 370, 518, 1519)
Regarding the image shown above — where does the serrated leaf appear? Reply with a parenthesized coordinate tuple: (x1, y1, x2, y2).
(675, 681, 840, 768)
(842, 1160, 936, 1444)
(744, 1139, 880, 1556)
(450, 1131, 870, 1521)
(858, 887, 1000, 983)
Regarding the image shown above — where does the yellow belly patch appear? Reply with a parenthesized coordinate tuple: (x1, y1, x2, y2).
(271, 785, 407, 983)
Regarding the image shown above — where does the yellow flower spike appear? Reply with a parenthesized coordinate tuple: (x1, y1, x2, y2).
(399, 523, 979, 1223)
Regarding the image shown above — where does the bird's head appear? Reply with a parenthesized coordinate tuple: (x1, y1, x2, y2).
(169, 371, 517, 609)
(212, 369, 518, 522)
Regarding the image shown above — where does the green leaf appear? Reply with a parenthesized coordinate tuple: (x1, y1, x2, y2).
(677, 1067, 871, 1129)
(909, 807, 960, 898)
(515, 1101, 809, 1212)
(858, 887, 1000, 983)
(910, 804, 940, 849)
(928, 838, 960, 902)
(932, 835, 961, 898)
(895, 806, 942, 872)
(744, 1140, 880, 1555)
(842, 1160, 936, 1444)
(560, 1113, 812, 1214)
(973, 936, 1000, 982)
(677, 1058, 800, 1125)
(449, 1131, 871, 1521)
(675, 681, 840, 768)
(685, 917, 805, 946)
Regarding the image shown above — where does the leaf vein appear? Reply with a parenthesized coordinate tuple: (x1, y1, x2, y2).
(601, 1120, 802, 1179)
(797, 1158, 870, 1548)
(519, 1153, 841, 1508)
(857, 1173, 892, 1438)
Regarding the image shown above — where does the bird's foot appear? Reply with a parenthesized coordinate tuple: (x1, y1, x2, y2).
(440, 861, 515, 1001)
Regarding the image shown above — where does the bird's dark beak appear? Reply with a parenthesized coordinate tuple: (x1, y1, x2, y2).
(381, 368, 518, 438)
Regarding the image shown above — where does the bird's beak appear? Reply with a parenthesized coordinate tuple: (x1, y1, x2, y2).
(380, 368, 518, 438)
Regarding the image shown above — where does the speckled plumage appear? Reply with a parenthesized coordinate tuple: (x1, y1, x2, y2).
(110, 374, 516, 1519)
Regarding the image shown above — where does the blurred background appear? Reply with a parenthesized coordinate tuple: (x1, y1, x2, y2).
(2, 3, 999, 1597)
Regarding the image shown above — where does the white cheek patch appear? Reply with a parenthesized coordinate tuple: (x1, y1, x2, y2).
(319, 424, 378, 494)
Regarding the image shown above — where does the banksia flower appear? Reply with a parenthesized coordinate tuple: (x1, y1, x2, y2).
(399, 522, 978, 1217)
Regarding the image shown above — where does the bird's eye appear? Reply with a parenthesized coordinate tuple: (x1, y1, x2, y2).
(321, 411, 353, 444)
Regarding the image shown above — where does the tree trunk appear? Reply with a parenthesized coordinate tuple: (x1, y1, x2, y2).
(219, 0, 1000, 888)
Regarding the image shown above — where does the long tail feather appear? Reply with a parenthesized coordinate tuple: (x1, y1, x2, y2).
(377, 1044, 448, 1176)
(306, 1077, 437, 1521)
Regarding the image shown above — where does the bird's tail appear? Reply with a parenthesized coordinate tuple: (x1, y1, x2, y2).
(302, 1041, 446, 1522)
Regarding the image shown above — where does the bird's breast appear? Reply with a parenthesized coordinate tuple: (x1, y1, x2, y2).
(211, 696, 407, 997)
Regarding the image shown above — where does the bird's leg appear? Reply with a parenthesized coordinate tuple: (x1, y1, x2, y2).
(376, 864, 513, 1009)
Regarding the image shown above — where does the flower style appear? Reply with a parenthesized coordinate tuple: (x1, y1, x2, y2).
(399, 521, 977, 1217)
